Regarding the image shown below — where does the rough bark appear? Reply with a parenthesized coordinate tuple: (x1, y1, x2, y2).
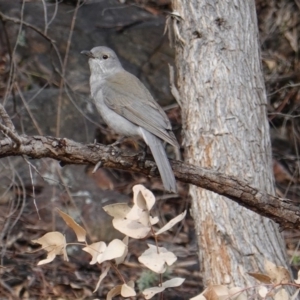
(174, 0, 289, 289)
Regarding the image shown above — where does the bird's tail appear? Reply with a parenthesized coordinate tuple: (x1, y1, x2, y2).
(140, 128, 177, 193)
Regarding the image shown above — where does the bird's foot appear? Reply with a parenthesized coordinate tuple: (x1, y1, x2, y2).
(110, 137, 126, 147)
(109, 145, 122, 157)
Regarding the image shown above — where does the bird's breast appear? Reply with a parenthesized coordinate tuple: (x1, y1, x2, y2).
(91, 85, 141, 138)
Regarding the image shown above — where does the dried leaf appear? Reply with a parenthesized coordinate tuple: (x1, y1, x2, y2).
(190, 294, 206, 300)
(203, 285, 228, 300)
(115, 236, 129, 265)
(143, 286, 165, 299)
(150, 216, 159, 225)
(83, 242, 106, 265)
(93, 265, 110, 292)
(162, 278, 185, 288)
(142, 277, 185, 299)
(106, 285, 122, 300)
(258, 286, 268, 298)
(97, 239, 127, 264)
(126, 202, 150, 227)
(228, 287, 247, 300)
(138, 244, 177, 273)
(264, 259, 291, 284)
(32, 231, 67, 265)
(104, 201, 151, 238)
(155, 210, 187, 235)
(103, 203, 131, 218)
(132, 184, 156, 211)
(121, 283, 136, 297)
(247, 272, 272, 284)
(274, 288, 289, 300)
(112, 217, 151, 239)
(57, 209, 86, 242)
(37, 251, 57, 265)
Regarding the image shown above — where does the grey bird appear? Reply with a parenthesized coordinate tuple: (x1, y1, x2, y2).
(81, 46, 179, 193)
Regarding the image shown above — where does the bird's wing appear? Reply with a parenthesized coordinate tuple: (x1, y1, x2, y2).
(103, 70, 179, 147)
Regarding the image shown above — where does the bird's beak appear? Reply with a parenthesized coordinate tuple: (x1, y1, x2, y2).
(81, 50, 94, 58)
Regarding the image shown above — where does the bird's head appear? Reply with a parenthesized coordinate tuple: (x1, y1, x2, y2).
(81, 46, 122, 76)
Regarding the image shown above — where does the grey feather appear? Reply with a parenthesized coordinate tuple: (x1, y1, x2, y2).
(140, 128, 177, 193)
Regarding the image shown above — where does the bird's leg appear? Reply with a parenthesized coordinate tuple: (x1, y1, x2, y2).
(108, 137, 126, 158)
(110, 136, 126, 147)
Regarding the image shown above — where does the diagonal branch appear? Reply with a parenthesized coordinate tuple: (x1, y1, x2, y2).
(0, 133, 299, 230)
(0, 105, 22, 145)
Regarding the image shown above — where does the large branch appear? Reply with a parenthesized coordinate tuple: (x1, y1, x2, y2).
(0, 134, 299, 229)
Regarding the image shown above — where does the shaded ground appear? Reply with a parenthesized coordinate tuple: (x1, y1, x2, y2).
(1, 0, 300, 299)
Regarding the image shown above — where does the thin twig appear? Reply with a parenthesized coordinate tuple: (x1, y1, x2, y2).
(1, 0, 25, 105)
(0, 104, 16, 131)
(0, 123, 22, 145)
(41, 0, 48, 35)
(0, 104, 21, 144)
(22, 156, 40, 220)
(0, 11, 64, 72)
(56, 0, 81, 137)
(15, 83, 43, 136)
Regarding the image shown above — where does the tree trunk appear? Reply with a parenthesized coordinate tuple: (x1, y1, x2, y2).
(174, 0, 289, 289)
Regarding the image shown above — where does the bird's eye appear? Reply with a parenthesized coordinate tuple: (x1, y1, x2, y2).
(102, 54, 108, 60)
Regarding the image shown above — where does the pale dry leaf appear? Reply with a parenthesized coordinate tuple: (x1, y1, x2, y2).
(126, 203, 150, 226)
(274, 288, 289, 300)
(150, 216, 159, 225)
(258, 286, 268, 298)
(136, 209, 151, 227)
(97, 239, 127, 264)
(57, 209, 86, 242)
(104, 202, 151, 238)
(138, 244, 177, 273)
(112, 217, 150, 239)
(83, 242, 106, 265)
(37, 251, 57, 265)
(143, 286, 165, 299)
(139, 278, 184, 299)
(93, 265, 110, 293)
(32, 231, 67, 265)
(162, 277, 185, 288)
(32, 231, 66, 252)
(132, 185, 147, 209)
(228, 287, 247, 300)
(133, 184, 155, 211)
(121, 283, 136, 297)
(247, 272, 272, 284)
(189, 294, 206, 300)
(103, 203, 131, 218)
(263, 59, 277, 71)
(115, 236, 129, 265)
(264, 259, 291, 284)
(203, 285, 228, 300)
(125, 203, 145, 221)
(294, 270, 300, 284)
(106, 285, 122, 300)
(155, 210, 187, 235)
